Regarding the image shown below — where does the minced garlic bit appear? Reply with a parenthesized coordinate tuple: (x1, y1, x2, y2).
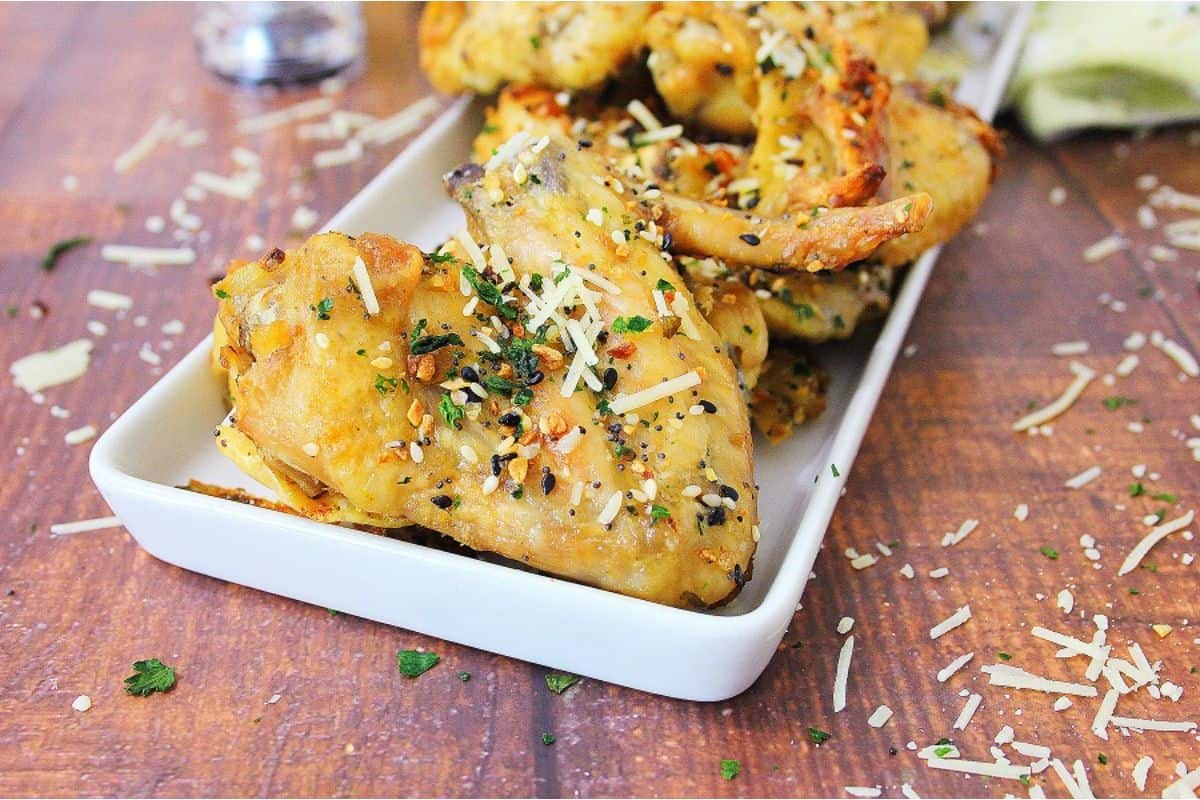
(1014, 503, 1029, 521)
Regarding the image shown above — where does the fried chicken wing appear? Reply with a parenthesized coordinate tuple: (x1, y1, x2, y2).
(645, 2, 931, 138)
(419, 2, 653, 95)
(748, 346, 829, 443)
(747, 264, 895, 343)
(212, 138, 759, 608)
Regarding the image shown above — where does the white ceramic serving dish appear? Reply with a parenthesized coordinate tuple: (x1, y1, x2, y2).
(91, 5, 1030, 701)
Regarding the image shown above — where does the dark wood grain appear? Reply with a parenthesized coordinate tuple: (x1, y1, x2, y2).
(1, 4, 1198, 798)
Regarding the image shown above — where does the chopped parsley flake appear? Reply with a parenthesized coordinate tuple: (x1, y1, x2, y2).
(1102, 395, 1136, 410)
(396, 650, 439, 678)
(462, 266, 517, 319)
(1039, 545, 1059, 560)
(1151, 492, 1177, 503)
(807, 727, 831, 744)
(720, 759, 740, 780)
(124, 658, 177, 696)
(313, 297, 333, 320)
(214, 288, 230, 299)
(457, 671, 471, 682)
(410, 330, 465, 355)
(1129, 482, 1147, 497)
(1098, 753, 1108, 765)
(655, 278, 676, 292)
(541, 732, 556, 745)
(375, 374, 399, 395)
(545, 672, 579, 694)
(611, 315, 653, 334)
(650, 504, 671, 525)
(428, 250, 456, 263)
(830, 464, 840, 477)
(998, 652, 1012, 661)
(439, 393, 465, 429)
(41, 236, 93, 271)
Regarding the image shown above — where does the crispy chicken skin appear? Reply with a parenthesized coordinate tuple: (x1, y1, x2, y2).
(645, 2, 931, 138)
(748, 346, 829, 443)
(212, 140, 759, 608)
(419, 2, 654, 95)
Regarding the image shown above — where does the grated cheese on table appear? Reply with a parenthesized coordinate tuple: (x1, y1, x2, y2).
(930, 605, 971, 640)
(50, 516, 122, 535)
(867, 705, 892, 728)
(1012, 361, 1096, 431)
(1117, 510, 1195, 575)
(833, 635, 854, 712)
(952, 693, 983, 730)
(1064, 465, 1101, 489)
(936, 651, 974, 683)
(10, 339, 94, 394)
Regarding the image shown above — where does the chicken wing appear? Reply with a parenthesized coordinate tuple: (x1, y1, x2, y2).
(419, 2, 653, 95)
(212, 141, 759, 608)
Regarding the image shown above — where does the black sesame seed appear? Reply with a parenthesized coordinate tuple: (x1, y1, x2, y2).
(699, 400, 717, 413)
(527, 370, 544, 386)
(431, 495, 453, 509)
(739, 233, 761, 246)
(498, 411, 522, 427)
(602, 367, 618, 390)
(706, 506, 727, 526)
(461, 365, 480, 383)
(715, 62, 734, 76)
(541, 472, 556, 495)
(719, 485, 739, 501)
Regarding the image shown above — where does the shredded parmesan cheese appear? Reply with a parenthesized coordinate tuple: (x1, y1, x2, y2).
(351, 256, 380, 315)
(100, 244, 195, 267)
(926, 758, 1031, 781)
(1012, 361, 1096, 431)
(981, 664, 1099, 697)
(10, 339, 94, 394)
(608, 371, 701, 416)
(1117, 510, 1194, 575)
(937, 652, 974, 683)
(867, 705, 893, 728)
(930, 606, 972, 640)
(833, 635, 854, 712)
(1065, 465, 1102, 489)
(953, 693, 983, 730)
(50, 516, 122, 536)
(1132, 756, 1153, 792)
(64, 424, 97, 445)
(598, 491, 622, 525)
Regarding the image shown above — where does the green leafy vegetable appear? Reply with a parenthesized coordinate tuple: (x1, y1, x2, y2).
(124, 658, 177, 696)
(410, 330, 465, 355)
(397, 650, 440, 678)
(41, 236, 93, 271)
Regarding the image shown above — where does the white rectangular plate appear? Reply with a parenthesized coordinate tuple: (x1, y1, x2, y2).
(91, 5, 1030, 701)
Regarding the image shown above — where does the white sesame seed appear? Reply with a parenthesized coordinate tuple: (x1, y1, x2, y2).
(701, 493, 723, 508)
(482, 475, 499, 495)
(302, 442, 319, 457)
(314, 332, 330, 349)
(409, 442, 424, 463)
(682, 485, 702, 498)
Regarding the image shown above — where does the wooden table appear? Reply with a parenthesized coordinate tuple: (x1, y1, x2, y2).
(2, 4, 1197, 797)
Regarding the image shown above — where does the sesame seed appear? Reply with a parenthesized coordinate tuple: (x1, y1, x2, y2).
(302, 442, 319, 457)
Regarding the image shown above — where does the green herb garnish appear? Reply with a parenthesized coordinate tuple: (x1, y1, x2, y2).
(720, 759, 740, 780)
(462, 266, 517, 319)
(1039, 545, 1059, 560)
(650, 504, 671, 525)
(396, 650, 439, 678)
(611, 315, 653, 334)
(313, 297, 334, 320)
(124, 658, 177, 696)
(1103, 395, 1136, 410)
(375, 374, 399, 395)
(545, 672, 579, 694)
(41, 236, 93, 271)
(807, 727, 831, 744)
(439, 393, 465, 429)
(541, 732, 556, 745)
